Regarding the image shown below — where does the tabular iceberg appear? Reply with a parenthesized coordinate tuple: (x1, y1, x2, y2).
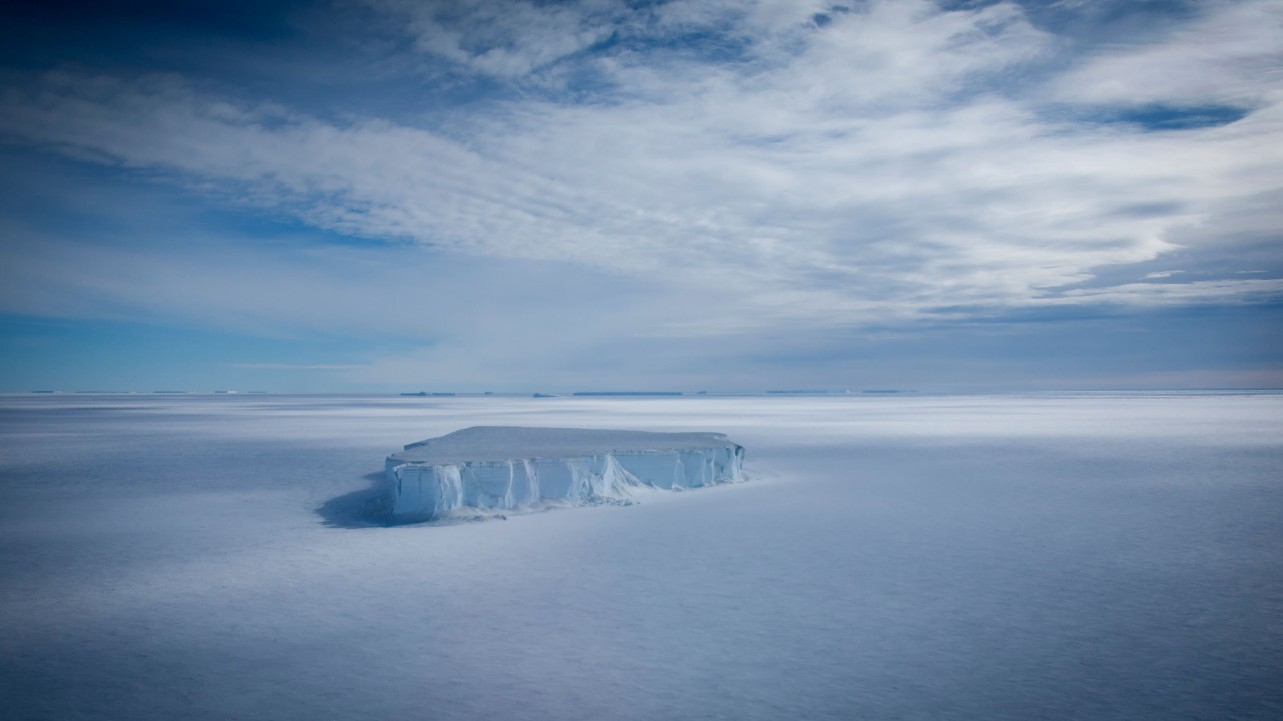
(385, 426, 745, 521)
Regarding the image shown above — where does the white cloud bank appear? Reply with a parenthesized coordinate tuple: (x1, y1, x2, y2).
(1, 0, 1280, 347)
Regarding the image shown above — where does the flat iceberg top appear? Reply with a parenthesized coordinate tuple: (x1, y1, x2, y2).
(389, 426, 740, 465)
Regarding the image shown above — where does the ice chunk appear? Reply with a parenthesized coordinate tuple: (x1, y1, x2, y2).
(385, 426, 745, 521)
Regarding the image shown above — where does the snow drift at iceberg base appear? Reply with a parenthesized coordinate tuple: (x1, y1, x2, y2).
(384, 427, 745, 521)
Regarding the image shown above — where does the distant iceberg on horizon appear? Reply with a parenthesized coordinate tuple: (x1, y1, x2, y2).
(385, 426, 745, 521)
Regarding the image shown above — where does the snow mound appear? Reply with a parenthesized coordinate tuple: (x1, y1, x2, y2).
(385, 426, 745, 521)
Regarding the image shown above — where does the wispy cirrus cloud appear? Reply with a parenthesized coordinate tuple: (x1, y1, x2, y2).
(363, 0, 633, 78)
(1050, 0, 1283, 108)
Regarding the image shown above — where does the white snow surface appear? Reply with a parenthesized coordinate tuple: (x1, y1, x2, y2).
(2, 392, 1282, 721)
(386, 426, 744, 519)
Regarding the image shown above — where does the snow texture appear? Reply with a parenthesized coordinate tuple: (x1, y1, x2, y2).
(4, 393, 1283, 721)
(386, 426, 744, 520)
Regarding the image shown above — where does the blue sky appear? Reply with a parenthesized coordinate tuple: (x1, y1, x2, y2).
(0, 0, 1280, 392)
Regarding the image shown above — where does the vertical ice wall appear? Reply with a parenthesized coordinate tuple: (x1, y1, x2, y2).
(385, 427, 745, 521)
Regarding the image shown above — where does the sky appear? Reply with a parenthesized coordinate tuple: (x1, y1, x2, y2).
(0, 0, 1280, 393)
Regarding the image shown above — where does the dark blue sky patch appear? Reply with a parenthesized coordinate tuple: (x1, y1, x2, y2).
(623, 25, 760, 67)
(0, 0, 306, 40)
(1103, 201, 1187, 219)
(936, 0, 998, 11)
(1098, 104, 1251, 131)
(811, 3, 856, 28)
(0, 0, 312, 71)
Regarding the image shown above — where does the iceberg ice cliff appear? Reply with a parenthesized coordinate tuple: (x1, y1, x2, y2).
(385, 426, 745, 521)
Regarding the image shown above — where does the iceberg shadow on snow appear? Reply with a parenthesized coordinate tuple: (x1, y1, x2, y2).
(316, 472, 398, 528)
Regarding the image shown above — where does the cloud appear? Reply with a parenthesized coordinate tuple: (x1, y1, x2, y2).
(361, 0, 841, 80)
(1050, 0, 1283, 108)
(0, 0, 1280, 348)
(1049, 277, 1283, 307)
(363, 0, 632, 78)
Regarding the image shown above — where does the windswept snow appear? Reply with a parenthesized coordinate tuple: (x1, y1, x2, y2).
(386, 426, 744, 520)
(2, 393, 1282, 721)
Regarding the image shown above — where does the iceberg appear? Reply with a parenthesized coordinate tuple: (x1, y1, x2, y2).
(385, 426, 745, 521)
